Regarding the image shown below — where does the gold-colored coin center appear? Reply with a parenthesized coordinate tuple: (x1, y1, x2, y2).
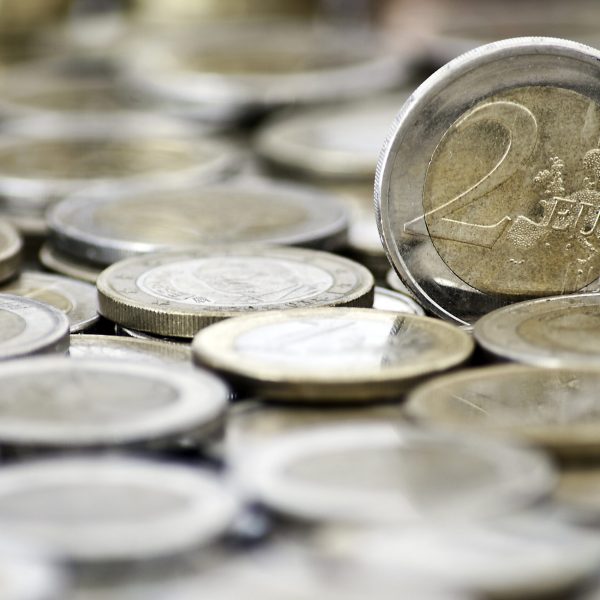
(419, 86, 600, 296)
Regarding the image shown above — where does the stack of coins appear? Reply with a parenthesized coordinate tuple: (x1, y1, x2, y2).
(3, 2, 600, 598)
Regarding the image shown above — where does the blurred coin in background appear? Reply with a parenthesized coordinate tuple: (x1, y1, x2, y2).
(97, 246, 375, 338)
(38, 243, 99, 284)
(0, 220, 22, 283)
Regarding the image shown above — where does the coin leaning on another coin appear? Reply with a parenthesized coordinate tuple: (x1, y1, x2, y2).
(97, 246, 375, 338)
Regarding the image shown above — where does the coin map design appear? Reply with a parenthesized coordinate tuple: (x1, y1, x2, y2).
(413, 86, 600, 296)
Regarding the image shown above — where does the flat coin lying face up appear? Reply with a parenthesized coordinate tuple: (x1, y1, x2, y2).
(48, 179, 348, 266)
(406, 365, 600, 458)
(0, 294, 69, 359)
(232, 423, 554, 524)
(0, 357, 227, 451)
(474, 293, 600, 366)
(193, 308, 473, 401)
(376, 38, 600, 326)
(0, 456, 237, 562)
(97, 247, 374, 338)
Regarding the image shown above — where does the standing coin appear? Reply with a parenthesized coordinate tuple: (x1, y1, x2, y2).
(193, 308, 473, 401)
(0, 357, 227, 451)
(406, 365, 600, 458)
(233, 423, 554, 524)
(48, 178, 348, 266)
(0, 456, 237, 562)
(97, 247, 374, 338)
(69, 334, 191, 366)
(376, 38, 600, 325)
(0, 272, 98, 333)
(474, 293, 600, 366)
(0, 294, 69, 359)
(0, 220, 21, 283)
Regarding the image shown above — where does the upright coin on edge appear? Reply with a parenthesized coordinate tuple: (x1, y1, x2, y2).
(376, 38, 600, 326)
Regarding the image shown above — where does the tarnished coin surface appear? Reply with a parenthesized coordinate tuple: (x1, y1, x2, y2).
(0, 220, 21, 283)
(0, 456, 237, 562)
(39, 243, 100, 284)
(320, 514, 600, 598)
(0, 114, 237, 214)
(373, 287, 424, 315)
(233, 423, 554, 524)
(406, 365, 600, 458)
(70, 334, 192, 365)
(98, 247, 374, 338)
(0, 357, 226, 450)
(256, 93, 408, 179)
(193, 308, 471, 401)
(0, 271, 98, 333)
(48, 179, 348, 266)
(474, 293, 600, 367)
(376, 38, 600, 326)
(0, 294, 69, 359)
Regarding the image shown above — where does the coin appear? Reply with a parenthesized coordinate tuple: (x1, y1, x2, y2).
(474, 293, 600, 367)
(193, 308, 471, 401)
(0, 357, 227, 450)
(69, 334, 192, 366)
(373, 286, 424, 315)
(232, 422, 554, 524)
(319, 514, 600, 598)
(376, 38, 600, 326)
(256, 93, 408, 180)
(385, 268, 415, 297)
(0, 456, 237, 562)
(0, 220, 21, 283)
(0, 113, 238, 216)
(39, 243, 100, 284)
(0, 271, 97, 333)
(98, 247, 374, 338)
(406, 364, 600, 458)
(48, 178, 348, 267)
(116, 325, 190, 346)
(0, 294, 69, 359)
(123, 23, 407, 117)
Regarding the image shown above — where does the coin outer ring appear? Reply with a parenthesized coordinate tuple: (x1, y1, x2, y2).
(97, 247, 375, 338)
(375, 37, 600, 326)
(39, 243, 100, 284)
(234, 423, 555, 524)
(473, 293, 600, 367)
(0, 357, 227, 450)
(0, 221, 22, 284)
(0, 294, 70, 359)
(405, 364, 600, 458)
(0, 456, 238, 562)
(192, 308, 474, 401)
(47, 179, 349, 266)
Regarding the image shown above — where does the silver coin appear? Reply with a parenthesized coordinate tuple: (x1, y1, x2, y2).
(97, 246, 374, 338)
(0, 456, 237, 562)
(0, 357, 227, 450)
(376, 37, 600, 326)
(319, 513, 600, 598)
(233, 422, 555, 524)
(373, 286, 424, 315)
(122, 23, 407, 116)
(69, 334, 192, 365)
(193, 308, 472, 401)
(385, 268, 415, 297)
(116, 326, 190, 346)
(256, 92, 409, 180)
(474, 293, 600, 367)
(39, 243, 100, 284)
(0, 271, 98, 333)
(0, 294, 69, 359)
(0, 113, 238, 215)
(48, 178, 348, 267)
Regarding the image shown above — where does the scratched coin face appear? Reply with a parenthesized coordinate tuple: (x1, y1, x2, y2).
(377, 38, 600, 325)
(474, 293, 600, 366)
(406, 365, 600, 458)
(97, 247, 374, 338)
(192, 308, 473, 401)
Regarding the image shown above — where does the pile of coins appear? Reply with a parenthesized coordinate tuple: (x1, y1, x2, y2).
(1, 3, 600, 599)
